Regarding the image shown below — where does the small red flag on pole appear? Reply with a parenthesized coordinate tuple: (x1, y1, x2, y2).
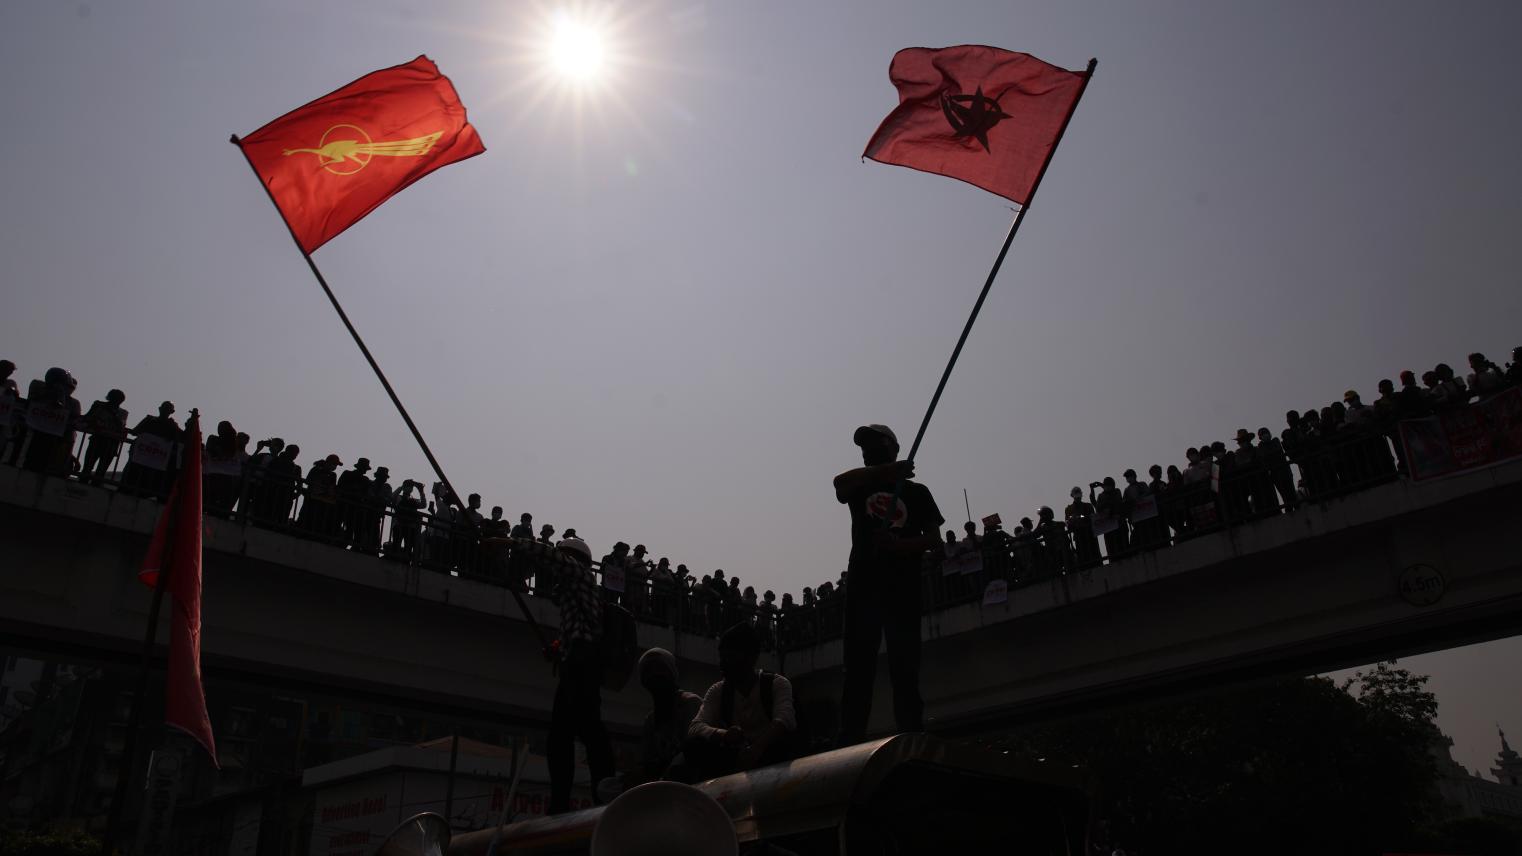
(863, 45, 1088, 206)
(233, 55, 485, 253)
(138, 413, 217, 767)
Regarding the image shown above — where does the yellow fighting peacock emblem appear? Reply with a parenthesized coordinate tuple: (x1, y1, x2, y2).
(283, 125, 443, 175)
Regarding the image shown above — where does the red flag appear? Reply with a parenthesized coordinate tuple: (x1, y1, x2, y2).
(863, 46, 1088, 205)
(139, 414, 216, 767)
(235, 55, 485, 253)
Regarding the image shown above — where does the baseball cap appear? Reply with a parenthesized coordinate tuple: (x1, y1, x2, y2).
(853, 424, 898, 446)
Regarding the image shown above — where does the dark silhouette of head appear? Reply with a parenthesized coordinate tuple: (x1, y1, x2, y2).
(719, 622, 761, 687)
(853, 424, 899, 467)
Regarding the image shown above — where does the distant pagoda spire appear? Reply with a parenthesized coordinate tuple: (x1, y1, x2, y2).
(1492, 726, 1522, 786)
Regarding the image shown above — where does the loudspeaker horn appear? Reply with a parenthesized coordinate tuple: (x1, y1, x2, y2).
(375, 812, 450, 856)
(590, 781, 738, 856)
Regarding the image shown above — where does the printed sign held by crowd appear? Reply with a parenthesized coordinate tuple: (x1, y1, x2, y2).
(1129, 494, 1160, 522)
(129, 434, 175, 472)
(602, 563, 626, 593)
(1400, 388, 1522, 481)
(25, 402, 69, 437)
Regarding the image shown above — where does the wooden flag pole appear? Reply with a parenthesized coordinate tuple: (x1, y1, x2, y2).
(903, 58, 1097, 464)
(229, 135, 550, 653)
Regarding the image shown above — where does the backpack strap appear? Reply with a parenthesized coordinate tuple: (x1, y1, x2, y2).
(720, 680, 735, 726)
(721, 671, 775, 727)
(759, 671, 775, 720)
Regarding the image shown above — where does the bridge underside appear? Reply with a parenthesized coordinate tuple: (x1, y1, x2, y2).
(4, 460, 1521, 739)
(787, 460, 1522, 735)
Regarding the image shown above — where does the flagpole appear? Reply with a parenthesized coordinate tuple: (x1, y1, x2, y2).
(228, 135, 550, 653)
(101, 412, 192, 856)
(903, 58, 1097, 464)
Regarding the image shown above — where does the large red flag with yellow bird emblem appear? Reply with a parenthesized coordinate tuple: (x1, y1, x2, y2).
(234, 55, 485, 253)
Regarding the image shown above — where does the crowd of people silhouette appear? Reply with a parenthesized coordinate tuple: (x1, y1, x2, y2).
(3, 347, 1520, 650)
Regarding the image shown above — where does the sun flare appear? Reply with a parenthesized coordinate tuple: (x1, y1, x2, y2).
(548, 14, 608, 83)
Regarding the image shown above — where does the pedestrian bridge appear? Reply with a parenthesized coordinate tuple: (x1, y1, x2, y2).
(2, 457, 1520, 738)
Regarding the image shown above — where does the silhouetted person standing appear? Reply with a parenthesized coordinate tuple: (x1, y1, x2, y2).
(0, 360, 18, 464)
(80, 389, 128, 485)
(22, 367, 81, 476)
(1064, 486, 1099, 567)
(833, 424, 942, 746)
(542, 536, 616, 814)
(336, 458, 373, 546)
(122, 401, 180, 499)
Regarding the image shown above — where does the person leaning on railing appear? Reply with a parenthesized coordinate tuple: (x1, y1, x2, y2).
(79, 388, 128, 486)
(22, 367, 81, 477)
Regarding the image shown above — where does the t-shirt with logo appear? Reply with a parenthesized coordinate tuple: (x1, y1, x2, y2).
(845, 480, 944, 577)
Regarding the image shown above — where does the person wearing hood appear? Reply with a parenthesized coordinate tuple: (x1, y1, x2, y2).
(633, 647, 703, 785)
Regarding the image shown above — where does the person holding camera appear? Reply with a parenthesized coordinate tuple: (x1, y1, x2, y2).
(387, 479, 426, 559)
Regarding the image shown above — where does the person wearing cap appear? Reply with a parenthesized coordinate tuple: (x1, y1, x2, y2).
(687, 621, 797, 777)
(298, 454, 342, 538)
(359, 466, 392, 552)
(631, 647, 703, 785)
(626, 544, 652, 617)
(1343, 390, 1374, 428)
(336, 457, 373, 546)
(536, 535, 616, 814)
(832, 424, 943, 746)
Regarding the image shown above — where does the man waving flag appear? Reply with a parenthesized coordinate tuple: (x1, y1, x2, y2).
(234, 55, 485, 253)
(863, 45, 1089, 205)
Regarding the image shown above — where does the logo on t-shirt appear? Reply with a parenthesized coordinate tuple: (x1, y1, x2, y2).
(865, 492, 908, 529)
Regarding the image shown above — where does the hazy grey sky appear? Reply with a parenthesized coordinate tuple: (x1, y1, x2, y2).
(2, 1, 1518, 772)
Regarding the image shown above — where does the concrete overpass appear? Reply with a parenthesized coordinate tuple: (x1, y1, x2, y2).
(3, 457, 1521, 738)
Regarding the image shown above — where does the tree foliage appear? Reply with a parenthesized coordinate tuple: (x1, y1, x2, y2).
(989, 663, 1444, 852)
(0, 826, 103, 856)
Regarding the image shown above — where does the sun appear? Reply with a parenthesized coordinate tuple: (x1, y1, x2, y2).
(548, 13, 608, 83)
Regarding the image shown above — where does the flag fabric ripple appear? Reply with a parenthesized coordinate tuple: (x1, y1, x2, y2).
(235, 55, 485, 253)
(863, 46, 1088, 205)
(138, 414, 216, 767)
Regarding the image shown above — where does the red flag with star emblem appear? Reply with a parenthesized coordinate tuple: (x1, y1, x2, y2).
(863, 46, 1088, 205)
(234, 55, 485, 253)
(137, 413, 217, 767)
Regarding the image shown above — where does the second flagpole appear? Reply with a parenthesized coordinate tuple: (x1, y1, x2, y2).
(229, 134, 549, 652)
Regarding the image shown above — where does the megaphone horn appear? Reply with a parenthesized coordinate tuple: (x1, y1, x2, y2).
(590, 781, 738, 856)
(375, 812, 451, 856)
